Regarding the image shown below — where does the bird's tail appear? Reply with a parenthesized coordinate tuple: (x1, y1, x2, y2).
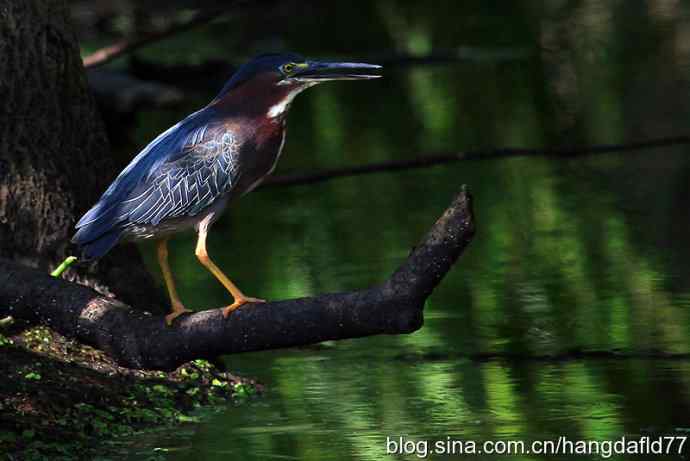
(72, 228, 123, 261)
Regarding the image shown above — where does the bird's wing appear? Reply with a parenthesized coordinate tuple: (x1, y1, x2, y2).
(123, 130, 241, 226)
(73, 108, 240, 243)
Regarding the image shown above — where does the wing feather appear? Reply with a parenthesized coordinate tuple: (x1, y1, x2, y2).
(123, 134, 240, 227)
(72, 107, 240, 250)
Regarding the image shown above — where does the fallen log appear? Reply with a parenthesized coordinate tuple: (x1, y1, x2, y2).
(0, 188, 475, 371)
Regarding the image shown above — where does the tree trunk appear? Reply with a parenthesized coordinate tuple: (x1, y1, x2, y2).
(0, 0, 163, 310)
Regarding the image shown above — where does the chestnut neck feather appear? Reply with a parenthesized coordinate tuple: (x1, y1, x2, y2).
(210, 74, 304, 122)
(208, 74, 305, 151)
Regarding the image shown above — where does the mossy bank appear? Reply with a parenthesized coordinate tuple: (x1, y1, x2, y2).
(0, 326, 259, 460)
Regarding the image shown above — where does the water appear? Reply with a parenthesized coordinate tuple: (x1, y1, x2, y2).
(81, 2, 690, 459)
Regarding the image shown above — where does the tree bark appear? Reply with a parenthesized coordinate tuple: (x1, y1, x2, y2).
(0, 0, 164, 310)
(0, 188, 475, 371)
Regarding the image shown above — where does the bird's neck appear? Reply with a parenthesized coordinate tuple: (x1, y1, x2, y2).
(210, 75, 312, 123)
(209, 79, 299, 150)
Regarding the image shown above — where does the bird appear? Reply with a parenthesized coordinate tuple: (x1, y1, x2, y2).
(72, 53, 382, 325)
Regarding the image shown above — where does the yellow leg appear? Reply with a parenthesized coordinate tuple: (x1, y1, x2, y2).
(157, 239, 191, 326)
(195, 227, 265, 318)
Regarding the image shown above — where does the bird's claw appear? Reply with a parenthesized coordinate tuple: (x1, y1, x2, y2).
(165, 307, 193, 326)
(222, 296, 266, 318)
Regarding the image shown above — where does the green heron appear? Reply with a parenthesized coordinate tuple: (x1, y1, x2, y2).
(72, 53, 381, 325)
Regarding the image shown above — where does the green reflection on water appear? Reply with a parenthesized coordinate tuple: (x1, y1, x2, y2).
(86, 1, 690, 459)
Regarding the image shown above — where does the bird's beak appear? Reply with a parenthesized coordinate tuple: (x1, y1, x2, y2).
(292, 61, 383, 82)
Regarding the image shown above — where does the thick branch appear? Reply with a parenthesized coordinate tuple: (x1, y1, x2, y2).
(264, 135, 690, 188)
(0, 188, 475, 371)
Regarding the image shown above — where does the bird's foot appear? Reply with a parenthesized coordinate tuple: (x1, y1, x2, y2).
(165, 304, 193, 326)
(222, 296, 266, 318)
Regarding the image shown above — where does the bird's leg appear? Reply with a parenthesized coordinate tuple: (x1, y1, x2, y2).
(157, 239, 192, 325)
(195, 227, 265, 318)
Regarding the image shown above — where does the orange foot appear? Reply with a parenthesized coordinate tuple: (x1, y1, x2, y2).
(165, 302, 193, 326)
(222, 296, 266, 318)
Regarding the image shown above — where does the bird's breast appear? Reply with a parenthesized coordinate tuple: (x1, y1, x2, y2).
(233, 119, 287, 196)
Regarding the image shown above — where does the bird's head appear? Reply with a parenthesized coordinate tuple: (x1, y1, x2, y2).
(213, 53, 382, 118)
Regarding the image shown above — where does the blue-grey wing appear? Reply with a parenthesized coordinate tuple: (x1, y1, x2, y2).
(72, 108, 241, 252)
(75, 109, 207, 230)
(123, 131, 240, 226)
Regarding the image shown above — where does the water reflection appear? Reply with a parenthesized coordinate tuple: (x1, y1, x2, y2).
(145, 352, 690, 460)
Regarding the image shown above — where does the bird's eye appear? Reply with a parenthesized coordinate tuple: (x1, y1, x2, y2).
(282, 63, 296, 74)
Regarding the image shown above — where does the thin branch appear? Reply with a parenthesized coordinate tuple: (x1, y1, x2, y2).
(83, 9, 225, 69)
(264, 135, 690, 188)
(0, 188, 475, 371)
(366, 47, 531, 66)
